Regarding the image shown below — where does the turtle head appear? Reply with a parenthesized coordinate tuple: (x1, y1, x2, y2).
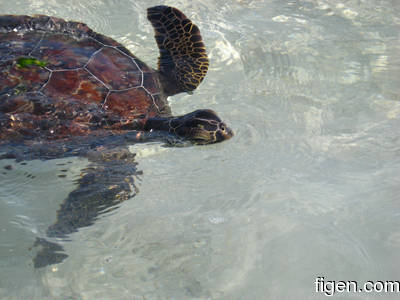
(145, 109, 233, 144)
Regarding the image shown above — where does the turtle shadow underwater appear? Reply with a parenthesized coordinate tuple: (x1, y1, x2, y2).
(2, 137, 142, 268)
(0, 5, 233, 268)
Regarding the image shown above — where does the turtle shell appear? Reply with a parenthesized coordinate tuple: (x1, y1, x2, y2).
(0, 15, 170, 141)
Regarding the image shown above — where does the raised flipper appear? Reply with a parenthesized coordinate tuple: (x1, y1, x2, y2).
(147, 5, 209, 96)
(32, 148, 140, 268)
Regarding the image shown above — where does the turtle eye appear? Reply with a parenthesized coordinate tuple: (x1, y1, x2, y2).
(220, 124, 226, 131)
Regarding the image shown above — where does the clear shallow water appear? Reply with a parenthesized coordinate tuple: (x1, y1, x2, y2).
(0, 0, 399, 299)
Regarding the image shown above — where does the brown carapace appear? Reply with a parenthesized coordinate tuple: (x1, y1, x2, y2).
(0, 5, 232, 144)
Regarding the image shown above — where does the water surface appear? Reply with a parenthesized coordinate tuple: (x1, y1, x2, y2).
(0, 0, 399, 299)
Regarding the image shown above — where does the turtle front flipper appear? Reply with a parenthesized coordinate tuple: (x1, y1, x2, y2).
(33, 148, 139, 268)
(147, 6, 209, 96)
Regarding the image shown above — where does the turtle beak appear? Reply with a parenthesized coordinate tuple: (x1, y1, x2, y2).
(215, 123, 234, 143)
(224, 126, 234, 139)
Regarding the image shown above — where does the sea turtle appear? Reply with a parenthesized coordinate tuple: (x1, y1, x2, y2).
(0, 6, 233, 268)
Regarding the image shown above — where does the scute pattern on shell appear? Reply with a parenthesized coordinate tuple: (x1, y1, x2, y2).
(0, 15, 170, 141)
